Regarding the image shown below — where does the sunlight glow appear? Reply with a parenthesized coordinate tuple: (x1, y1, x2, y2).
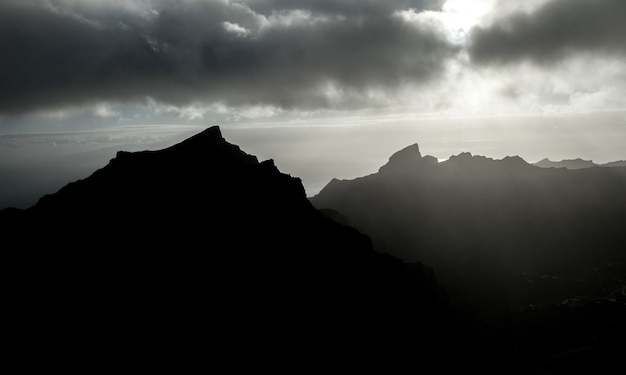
(438, 0, 494, 43)
(395, 0, 494, 44)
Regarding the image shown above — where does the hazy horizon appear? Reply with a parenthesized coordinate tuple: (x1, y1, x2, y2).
(2, 109, 625, 209)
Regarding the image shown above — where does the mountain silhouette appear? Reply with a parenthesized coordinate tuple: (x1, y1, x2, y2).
(1, 127, 446, 368)
(311, 144, 626, 371)
(311, 146, 626, 309)
(534, 157, 626, 169)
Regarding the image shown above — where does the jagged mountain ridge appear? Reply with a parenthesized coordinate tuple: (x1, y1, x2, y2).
(534, 157, 626, 169)
(2, 127, 445, 365)
(311, 144, 626, 308)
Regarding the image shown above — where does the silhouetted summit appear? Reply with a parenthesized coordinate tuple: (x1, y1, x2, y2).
(2, 127, 445, 366)
(381, 143, 421, 169)
(379, 143, 439, 174)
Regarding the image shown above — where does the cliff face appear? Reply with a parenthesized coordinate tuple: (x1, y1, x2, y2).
(2, 127, 445, 365)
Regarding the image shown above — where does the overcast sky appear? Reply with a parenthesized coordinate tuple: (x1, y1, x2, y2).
(1, 0, 626, 208)
(2, 0, 625, 121)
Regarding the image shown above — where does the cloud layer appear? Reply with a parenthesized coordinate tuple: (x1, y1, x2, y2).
(0, 0, 456, 115)
(469, 0, 626, 65)
(1, 0, 625, 119)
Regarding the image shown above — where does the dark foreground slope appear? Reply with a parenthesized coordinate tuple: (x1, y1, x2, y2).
(1, 127, 445, 369)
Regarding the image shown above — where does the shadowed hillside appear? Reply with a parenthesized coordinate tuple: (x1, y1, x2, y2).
(312, 144, 626, 307)
(311, 143, 626, 372)
(1, 127, 446, 369)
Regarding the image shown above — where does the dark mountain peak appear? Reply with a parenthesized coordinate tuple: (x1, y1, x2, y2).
(392, 143, 422, 160)
(191, 124, 223, 140)
(110, 125, 260, 170)
(163, 125, 258, 164)
(379, 143, 423, 173)
(168, 125, 224, 150)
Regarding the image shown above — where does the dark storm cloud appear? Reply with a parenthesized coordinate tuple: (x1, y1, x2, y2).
(0, 0, 457, 115)
(469, 0, 626, 65)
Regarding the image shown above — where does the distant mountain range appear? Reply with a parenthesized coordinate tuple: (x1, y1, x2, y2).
(1, 127, 445, 366)
(533, 158, 626, 169)
(311, 144, 626, 309)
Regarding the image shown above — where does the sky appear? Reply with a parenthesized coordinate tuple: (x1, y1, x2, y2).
(1, 0, 626, 208)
